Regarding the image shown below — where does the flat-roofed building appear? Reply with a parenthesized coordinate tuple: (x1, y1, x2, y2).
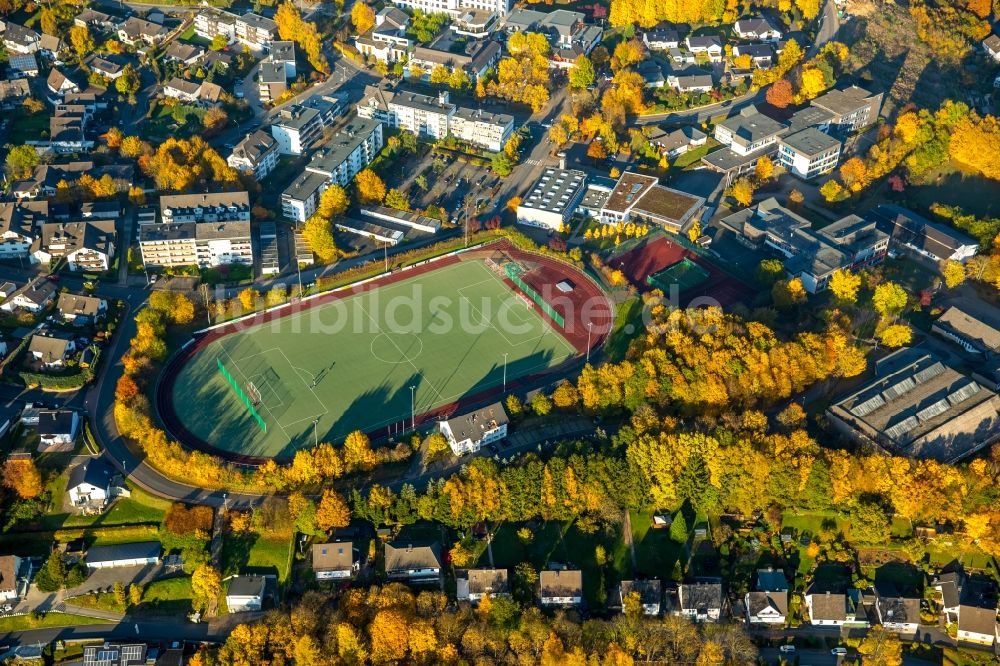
(778, 127, 841, 180)
(599, 171, 705, 233)
(258, 61, 287, 104)
(271, 96, 343, 155)
(827, 347, 1000, 462)
(139, 220, 253, 269)
(160, 192, 250, 224)
(515, 167, 587, 231)
(451, 107, 514, 152)
(809, 85, 883, 135)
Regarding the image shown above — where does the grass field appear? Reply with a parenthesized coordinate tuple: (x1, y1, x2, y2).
(0, 612, 110, 632)
(172, 259, 576, 458)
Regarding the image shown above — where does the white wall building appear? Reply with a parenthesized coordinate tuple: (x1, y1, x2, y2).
(778, 127, 841, 180)
(439, 402, 508, 455)
(515, 167, 587, 231)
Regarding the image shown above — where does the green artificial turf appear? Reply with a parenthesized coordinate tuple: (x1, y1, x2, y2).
(171, 259, 576, 458)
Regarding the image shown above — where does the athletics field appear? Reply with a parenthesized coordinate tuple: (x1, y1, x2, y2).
(166, 257, 582, 459)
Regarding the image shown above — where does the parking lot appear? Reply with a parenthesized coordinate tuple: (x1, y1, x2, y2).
(397, 150, 504, 223)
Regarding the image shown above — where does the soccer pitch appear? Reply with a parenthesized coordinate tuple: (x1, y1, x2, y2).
(169, 260, 577, 459)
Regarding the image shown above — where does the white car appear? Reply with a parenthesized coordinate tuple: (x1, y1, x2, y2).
(778, 645, 795, 653)
(831, 647, 848, 656)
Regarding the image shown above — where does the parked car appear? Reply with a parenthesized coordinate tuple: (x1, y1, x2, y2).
(831, 647, 848, 656)
(778, 645, 795, 654)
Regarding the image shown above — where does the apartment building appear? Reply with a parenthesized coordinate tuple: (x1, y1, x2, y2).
(195, 9, 277, 49)
(258, 61, 288, 104)
(194, 8, 238, 43)
(389, 0, 509, 20)
(354, 8, 411, 63)
(270, 95, 344, 155)
(809, 85, 884, 135)
(138, 220, 253, 269)
(227, 130, 280, 180)
(502, 9, 603, 67)
(0, 201, 48, 259)
(281, 117, 385, 222)
(159, 192, 250, 224)
(357, 86, 513, 150)
(235, 13, 278, 49)
(35, 220, 117, 271)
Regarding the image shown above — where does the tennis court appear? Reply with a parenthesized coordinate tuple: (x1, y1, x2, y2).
(169, 259, 577, 459)
(646, 258, 711, 293)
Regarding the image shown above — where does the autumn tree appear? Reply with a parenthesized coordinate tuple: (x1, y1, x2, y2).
(5, 145, 38, 180)
(878, 324, 912, 348)
(755, 155, 775, 181)
(859, 626, 903, 666)
(202, 106, 229, 135)
(316, 489, 351, 532)
(942, 260, 966, 288)
(587, 139, 608, 162)
(772, 278, 807, 309)
(569, 54, 595, 89)
(69, 25, 94, 59)
(275, 1, 329, 73)
(385, 188, 410, 211)
(351, 1, 376, 34)
(238, 288, 259, 312)
(115, 64, 141, 99)
(191, 564, 222, 612)
(872, 281, 908, 318)
(316, 184, 349, 219)
(343, 431, 377, 471)
(756, 258, 785, 286)
(2, 458, 43, 499)
(302, 215, 338, 264)
(829, 269, 861, 303)
(728, 177, 755, 207)
(839, 157, 868, 192)
(355, 169, 386, 204)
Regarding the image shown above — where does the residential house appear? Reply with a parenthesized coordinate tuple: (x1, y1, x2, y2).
(733, 43, 774, 68)
(47, 68, 80, 99)
(67, 456, 114, 509)
(163, 77, 222, 106)
(56, 293, 108, 325)
(666, 67, 714, 92)
(117, 17, 168, 46)
(3, 23, 40, 54)
(717, 197, 889, 292)
(515, 167, 587, 230)
(38, 409, 80, 447)
(826, 347, 1000, 462)
(354, 8, 411, 63)
(258, 61, 287, 104)
(281, 116, 384, 222)
(50, 104, 94, 153)
(809, 85, 883, 134)
(745, 569, 789, 625)
(458, 569, 509, 604)
(35, 220, 117, 272)
(0, 201, 47, 259)
(28, 332, 75, 369)
(539, 569, 583, 607)
(312, 542, 356, 580)
(648, 126, 707, 158)
(270, 95, 343, 155)
(983, 34, 1000, 62)
(228, 130, 280, 180)
(451, 9, 497, 39)
(619, 579, 662, 615)
(82, 643, 148, 666)
(0, 79, 30, 108)
(869, 205, 979, 264)
(269, 40, 296, 78)
(2, 280, 55, 313)
(13, 163, 130, 200)
(873, 592, 921, 633)
(931, 305, 1000, 356)
(84, 54, 127, 81)
(599, 171, 705, 233)
(778, 127, 842, 179)
(85, 542, 161, 569)
(636, 60, 665, 88)
(74, 9, 115, 32)
(439, 402, 509, 455)
(162, 41, 205, 66)
(805, 590, 860, 626)
(685, 35, 723, 62)
(8, 54, 39, 78)
(0, 555, 26, 602)
(957, 604, 998, 645)
(934, 571, 963, 623)
(677, 583, 724, 622)
(226, 575, 267, 612)
(515, 9, 603, 68)
(733, 17, 782, 41)
(643, 23, 680, 50)
(39, 33, 65, 58)
(384, 542, 442, 581)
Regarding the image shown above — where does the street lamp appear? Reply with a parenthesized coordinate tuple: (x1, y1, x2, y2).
(586, 322, 593, 364)
(312, 419, 319, 447)
(409, 386, 416, 431)
(502, 353, 509, 393)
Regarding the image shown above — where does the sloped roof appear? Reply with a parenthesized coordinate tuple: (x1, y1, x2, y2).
(540, 569, 583, 597)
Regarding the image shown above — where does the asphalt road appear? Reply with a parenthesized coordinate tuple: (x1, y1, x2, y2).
(0, 614, 261, 647)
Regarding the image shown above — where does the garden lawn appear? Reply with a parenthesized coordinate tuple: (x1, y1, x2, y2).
(64, 591, 123, 614)
(221, 534, 293, 583)
(134, 576, 193, 617)
(672, 139, 721, 170)
(0, 612, 110, 633)
(631, 509, 684, 579)
(37, 483, 170, 531)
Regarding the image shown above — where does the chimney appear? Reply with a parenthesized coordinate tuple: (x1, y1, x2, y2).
(557, 152, 567, 169)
